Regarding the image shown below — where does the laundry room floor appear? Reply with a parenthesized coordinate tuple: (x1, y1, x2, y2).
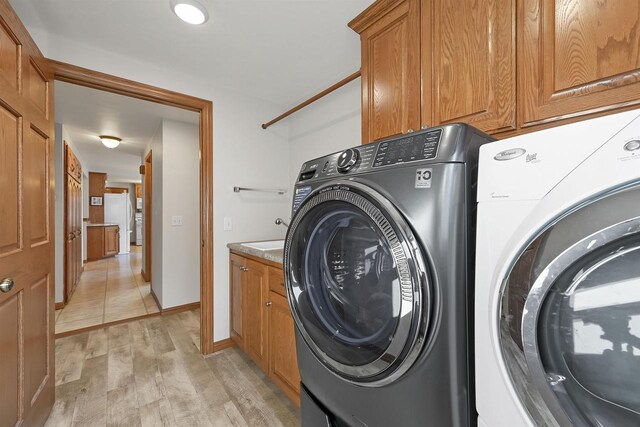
(46, 309, 300, 426)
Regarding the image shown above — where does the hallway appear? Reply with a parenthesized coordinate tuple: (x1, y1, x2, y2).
(56, 247, 160, 335)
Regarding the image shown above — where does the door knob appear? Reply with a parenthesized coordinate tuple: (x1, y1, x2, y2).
(265, 301, 272, 307)
(0, 277, 14, 293)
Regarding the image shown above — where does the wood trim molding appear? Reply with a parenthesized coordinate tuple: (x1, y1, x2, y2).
(348, 0, 406, 33)
(45, 59, 216, 355)
(161, 301, 201, 317)
(55, 302, 65, 310)
(212, 338, 236, 353)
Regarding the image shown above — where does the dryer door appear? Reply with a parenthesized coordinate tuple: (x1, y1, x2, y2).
(284, 181, 431, 387)
(500, 183, 640, 427)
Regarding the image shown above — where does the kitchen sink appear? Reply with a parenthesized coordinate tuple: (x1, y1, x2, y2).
(241, 240, 285, 251)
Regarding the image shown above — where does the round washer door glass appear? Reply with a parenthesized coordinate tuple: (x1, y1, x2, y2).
(285, 184, 430, 385)
(500, 184, 640, 427)
(536, 237, 640, 425)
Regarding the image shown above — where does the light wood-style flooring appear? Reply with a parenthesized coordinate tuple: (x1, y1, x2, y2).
(55, 246, 160, 334)
(46, 309, 300, 426)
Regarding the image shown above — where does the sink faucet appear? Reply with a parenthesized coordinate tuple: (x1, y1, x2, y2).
(275, 218, 289, 228)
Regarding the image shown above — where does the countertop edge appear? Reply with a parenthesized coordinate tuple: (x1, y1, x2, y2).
(227, 242, 283, 265)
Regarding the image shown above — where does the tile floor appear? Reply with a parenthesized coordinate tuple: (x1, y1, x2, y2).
(55, 246, 160, 334)
(46, 309, 299, 426)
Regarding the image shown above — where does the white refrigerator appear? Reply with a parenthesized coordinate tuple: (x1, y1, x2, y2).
(104, 193, 133, 254)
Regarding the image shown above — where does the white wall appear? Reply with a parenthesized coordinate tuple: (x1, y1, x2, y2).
(288, 79, 362, 207)
(54, 123, 88, 304)
(160, 120, 201, 308)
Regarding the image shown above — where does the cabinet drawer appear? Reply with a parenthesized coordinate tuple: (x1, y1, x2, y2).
(269, 267, 286, 298)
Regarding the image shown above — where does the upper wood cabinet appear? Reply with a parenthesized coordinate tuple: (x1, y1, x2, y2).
(349, 0, 421, 144)
(519, 0, 640, 128)
(351, 0, 640, 140)
(424, 0, 516, 133)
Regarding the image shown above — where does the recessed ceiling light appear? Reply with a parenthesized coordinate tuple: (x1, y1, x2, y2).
(170, 0, 209, 25)
(99, 135, 122, 149)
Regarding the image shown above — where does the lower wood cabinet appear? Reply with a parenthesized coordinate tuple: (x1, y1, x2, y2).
(229, 251, 301, 405)
(87, 225, 120, 261)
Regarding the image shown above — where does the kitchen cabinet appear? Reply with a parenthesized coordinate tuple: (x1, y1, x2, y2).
(89, 172, 107, 223)
(350, 0, 640, 141)
(519, 0, 640, 128)
(104, 225, 120, 257)
(64, 143, 83, 303)
(87, 225, 119, 261)
(135, 183, 142, 198)
(349, 0, 421, 144)
(229, 251, 300, 405)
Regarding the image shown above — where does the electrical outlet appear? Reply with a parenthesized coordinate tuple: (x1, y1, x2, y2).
(171, 215, 183, 226)
(223, 217, 232, 231)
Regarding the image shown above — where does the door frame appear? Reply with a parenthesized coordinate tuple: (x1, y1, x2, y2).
(142, 150, 152, 283)
(46, 60, 215, 355)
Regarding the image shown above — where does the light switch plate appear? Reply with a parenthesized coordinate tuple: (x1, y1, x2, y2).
(171, 215, 183, 226)
(223, 217, 232, 231)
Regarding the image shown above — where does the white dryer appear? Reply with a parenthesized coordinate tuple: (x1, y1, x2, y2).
(475, 109, 640, 427)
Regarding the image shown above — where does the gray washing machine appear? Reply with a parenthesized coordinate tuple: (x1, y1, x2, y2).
(283, 124, 494, 427)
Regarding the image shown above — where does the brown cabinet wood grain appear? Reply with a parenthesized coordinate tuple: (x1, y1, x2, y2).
(229, 251, 300, 405)
(89, 172, 106, 223)
(64, 144, 83, 303)
(425, 0, 516, 133)
(87, 225, 119, 261)
(350, 0, 421, 144)
(244, 259, 270, 372)
(351, 0, 640, 140)
(268, 290, 301, 406)
(519, 0, 640, 128)
(230, 253, 245, 347)
(104, 225, 119, 257)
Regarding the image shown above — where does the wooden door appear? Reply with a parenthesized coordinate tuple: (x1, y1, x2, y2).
(0, 2, 55, 426)
(268, 291, 301, 405)
(104, 226, 119, 256)
(425, 0, 516, 133)
(520, 0, 640, 128)
(350, 0, 421, 144)
(229, 253, 245, 347)
(142, 151, 152, 281)
(244, 259, 269, 372)
(64, 145, 82, 303)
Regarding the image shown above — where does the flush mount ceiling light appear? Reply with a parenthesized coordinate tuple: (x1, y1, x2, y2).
(170, 0, 209, 25)
(99, 135, 122, 149)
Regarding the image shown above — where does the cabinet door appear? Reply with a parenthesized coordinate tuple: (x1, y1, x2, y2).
(353, 0, 421, 144)
(244, 259, 269, 372)
(268, 267, 286, 298)
(520, 0, 640, 128)
(104, 226, 119, 256)
(426, 0, 515, 133)
(268, 291, 301, 405)
(229, 254, 245, 347)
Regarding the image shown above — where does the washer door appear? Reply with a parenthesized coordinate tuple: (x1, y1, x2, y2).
(500, 183, 640, 426)
(284, 182, 431, 386)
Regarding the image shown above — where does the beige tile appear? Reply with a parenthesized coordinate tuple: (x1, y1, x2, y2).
(57, 300, 105, 324)
(56, 316, 104, 334)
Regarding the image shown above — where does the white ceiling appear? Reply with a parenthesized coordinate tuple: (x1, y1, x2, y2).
(11, 0, 373, 107)
(56, 81, 199, 183)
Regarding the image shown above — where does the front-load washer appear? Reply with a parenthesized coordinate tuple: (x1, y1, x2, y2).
(475, 109, 640, 427)
(284, 124, 494, 426)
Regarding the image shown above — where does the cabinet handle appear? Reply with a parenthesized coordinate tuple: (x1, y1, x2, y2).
(265, 301, 272, 307)
(240, 267, 249, 272)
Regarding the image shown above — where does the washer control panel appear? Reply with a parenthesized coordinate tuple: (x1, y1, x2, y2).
(373, 129, 442, 167)
(296, 128, 444, 183)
